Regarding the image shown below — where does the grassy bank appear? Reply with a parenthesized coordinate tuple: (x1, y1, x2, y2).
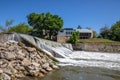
(78, 38, 120, 43)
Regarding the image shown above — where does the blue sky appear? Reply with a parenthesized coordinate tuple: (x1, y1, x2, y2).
(0, 0, 120, 33)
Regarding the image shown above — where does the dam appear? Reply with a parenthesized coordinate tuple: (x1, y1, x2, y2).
(0, 33, 120, 71)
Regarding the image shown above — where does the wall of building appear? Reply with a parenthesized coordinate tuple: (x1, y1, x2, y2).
(57, 35, 70, 43)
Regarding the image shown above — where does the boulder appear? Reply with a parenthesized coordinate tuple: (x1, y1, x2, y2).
(22, 58, 31, 66)
(42, 63, 49, 69)
(27, 47, 36, 52)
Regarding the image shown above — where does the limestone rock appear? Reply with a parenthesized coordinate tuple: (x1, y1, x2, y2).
(51, 64, 59, 69)
(22, 58, 31, 66)
(40, 69, 48, 74)
(46, 67, 53, 71)
(38, 73, 44, 77)
(3, 69, 12, 75)
(0, 41, 59, 79)
(42, 63, 49, 69)
(8, 46, 15, 51)
(5, 52, 16, 60)
(27, 47, 36, 52)
(32, 62, 40, 67)
(2, 73, 11, 80)
(0, 69, 3, 73)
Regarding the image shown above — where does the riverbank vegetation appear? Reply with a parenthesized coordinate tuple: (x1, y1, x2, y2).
(100, 21, 120, 41)
(78, 38, 119, 43)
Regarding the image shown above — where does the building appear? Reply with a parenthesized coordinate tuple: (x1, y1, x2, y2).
(76, 29, 93, 39)
(57, 28, 93, 43)
(58, 28, 75, 37)
(57, 28, 74, 43)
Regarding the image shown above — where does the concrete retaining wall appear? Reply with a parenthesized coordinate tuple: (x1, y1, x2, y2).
(73, 43, 120, 53)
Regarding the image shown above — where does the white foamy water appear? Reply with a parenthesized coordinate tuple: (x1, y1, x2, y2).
(56, 51, 120, 70)
(69, 51, 120, 62)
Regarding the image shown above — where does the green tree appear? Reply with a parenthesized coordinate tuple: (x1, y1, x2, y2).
(111, 20, 120, 41)
(69, 32, 79, 44)
(8, 23, 31, 34)
(100, 26, 111, 39)
(27, 12, 64, 39)
(93, 30, 98, 38)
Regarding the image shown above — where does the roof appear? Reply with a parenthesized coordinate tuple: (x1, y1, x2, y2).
(76, 29, 93, 33)
(63, 28, 74, 30)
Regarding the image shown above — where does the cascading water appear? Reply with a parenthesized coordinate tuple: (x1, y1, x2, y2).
(35, 37, 72, 58)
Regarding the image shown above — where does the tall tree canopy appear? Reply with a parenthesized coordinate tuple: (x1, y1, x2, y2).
(111, 21, 120, 41)
(8, 23, 31, 34)
(27, 12, 64, 39)
(100, 26, 111, 39)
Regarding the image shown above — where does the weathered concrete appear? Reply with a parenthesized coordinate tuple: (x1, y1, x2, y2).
(73, 43, 120, 53)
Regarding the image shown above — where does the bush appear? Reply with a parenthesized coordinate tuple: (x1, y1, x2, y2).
(69, 32, 79, 44)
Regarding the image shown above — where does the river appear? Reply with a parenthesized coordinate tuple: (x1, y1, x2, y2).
(21, 66, 120, 80)
(21, 51, 120, 80)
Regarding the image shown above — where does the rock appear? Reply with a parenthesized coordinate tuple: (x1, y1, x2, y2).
(46, 67, 53, 71)
(5, 52, 16, 60)
(15, 65, 25, 71)
(29, 70, 39, 76)
(0, 47, 7, 51)
(51, 64, 59, 69)
(18, 50, 24, 55)
(0, 69, 3, 73)
(41, 58, 47, 63)
(40, 69, 48, 74)
(27, 47, 36, 52)
(16, 50, 25, 60)
(18, 42, 25, 47)
(22, 58, 31, 66)
(42, 63, 49, 69)
(8, 46, 15, 51)
(1, 62, 8, 68)
(11, 69, 18, 74)
(38, 73, 44, 77)
(2, 73, 11, 80)
(32, 62, 40, 67)
(3, 69, 12, 75)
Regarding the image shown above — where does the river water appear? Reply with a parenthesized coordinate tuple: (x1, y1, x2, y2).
(21, 51, 120, 80)
(22, 66, 120, 80)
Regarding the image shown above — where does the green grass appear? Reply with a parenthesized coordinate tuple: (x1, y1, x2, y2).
(78, 38, 119, 43)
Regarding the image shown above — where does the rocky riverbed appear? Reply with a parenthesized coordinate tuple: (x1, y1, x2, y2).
(0, 41, 59, 80)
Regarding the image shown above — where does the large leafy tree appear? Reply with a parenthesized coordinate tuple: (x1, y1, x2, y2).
(100, 26, 111, 39)
(8, 23, 31, 34)
(111, 21, 120, 41)
(27, 12, 64, 39)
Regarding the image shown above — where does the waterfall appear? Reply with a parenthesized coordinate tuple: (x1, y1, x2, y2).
(63, 43, 73, 50)
(34, 37, 72, 58)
